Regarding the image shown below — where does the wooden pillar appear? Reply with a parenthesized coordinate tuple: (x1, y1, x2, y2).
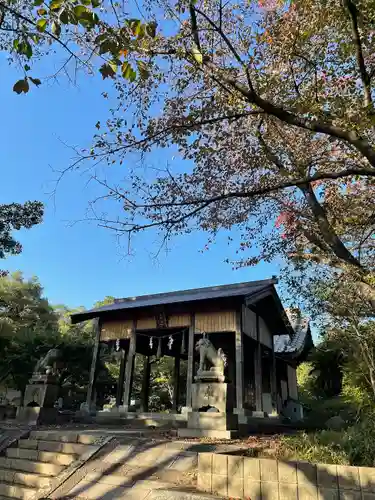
(141, 355, 151, 412)
(172, 354, 181, 412)
(122, 321, 136, 411)
(86, 318, 100, 409)
(235, 308, 244, 411)
(185, 314, 195, 409)
(116, 348, 127, 407)
(254, 313, 263, 413)
(270, 339, 278, 413)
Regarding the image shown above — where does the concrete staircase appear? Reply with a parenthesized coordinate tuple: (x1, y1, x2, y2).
(0, 430, 101, 499)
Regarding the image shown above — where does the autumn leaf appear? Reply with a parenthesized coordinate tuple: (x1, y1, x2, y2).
(13, 78, 30, 94)
(29, 77, 42, 86)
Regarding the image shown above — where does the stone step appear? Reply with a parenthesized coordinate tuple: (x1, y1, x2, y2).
(6, 447, 76, 465)
(29, 430, 98, 444)
(0, 457, 63, 476)
(178, 428, 238, 439)
(0, 469, 51, 489)
(69, 475, 223, 499)
(18, 439, 95, 455)
(0, 482, 36, 500)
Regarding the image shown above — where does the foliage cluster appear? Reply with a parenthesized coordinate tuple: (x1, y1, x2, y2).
(277, 410, 375, 467)
(0, 272, 181, 411)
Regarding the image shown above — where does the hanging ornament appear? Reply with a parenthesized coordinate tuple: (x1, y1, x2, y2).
(115, 339, 120, 352)
(157, 337, 162, 358)
(149, 336, 154, 350)
(181, 331, 186, 354)
(168, 335, 174, 350)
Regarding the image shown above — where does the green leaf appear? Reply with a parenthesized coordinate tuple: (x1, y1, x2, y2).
(146, 21, 157, 38)
(33, 0, 44, 5)
(191, 45, 203, 64)
(59, 9, 70, 24)
(51, 21, 61, 36)
(91, 0, 100, 7)
(17, 41, 33, 59)
(29, 77, 42, 86)
(99, 63, 116, 79)
(36, 18, 48, 32)
(81, 0, 91, 4)
(122, 61, 136, 81)
(99, 39, 118, 55)
(121, 61, 130, 78)
(137, 60, 150, 80)
(95, 33, 107, 44)
(129, 19, 141, 36)
(24, 64, 31, 71)
(13, 39, 19, 51)
(13, 78, 30, 94)
(109, 60, 118, 73)
(73, 5, 89, 18)
(49, 0, 62, 10)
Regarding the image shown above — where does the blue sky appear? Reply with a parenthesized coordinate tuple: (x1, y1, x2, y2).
(2, 56, 279, 309)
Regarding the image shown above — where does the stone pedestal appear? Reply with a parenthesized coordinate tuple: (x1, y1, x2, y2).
(192, 382, 234, 412)
(23, 383, 59, 408)
(194, 369, 225, 383)
(17, 373, 60, 425)
(178, 381, 238, 439)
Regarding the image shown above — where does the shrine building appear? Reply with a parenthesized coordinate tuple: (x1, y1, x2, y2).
(71, 278, 313, 435)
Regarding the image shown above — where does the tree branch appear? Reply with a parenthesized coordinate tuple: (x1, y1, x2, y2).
(98, 166, 375, 216)
(201, 52, 375, 167)
(298, 183, 362, 268)
(343, 0, 373, 109)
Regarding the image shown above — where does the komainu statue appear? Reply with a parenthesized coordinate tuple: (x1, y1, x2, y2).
(34, 348, 62, 376)
(195, 337, 227, 381)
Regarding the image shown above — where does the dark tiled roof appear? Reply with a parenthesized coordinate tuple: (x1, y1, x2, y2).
(274, 314, 312, 360)
(71, 279, 277, 324)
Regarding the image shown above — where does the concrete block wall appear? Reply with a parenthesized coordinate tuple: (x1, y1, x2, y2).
(197, 453, 375, 499)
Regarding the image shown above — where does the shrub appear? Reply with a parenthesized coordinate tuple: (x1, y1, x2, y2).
(276, 431, 349, 465)
(343, 412, 375, 466)
(276, 412, 375, 467)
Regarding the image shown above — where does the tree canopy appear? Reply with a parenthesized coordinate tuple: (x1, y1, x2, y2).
(3, 0, 374, 310)
(0, 202, 43, 276)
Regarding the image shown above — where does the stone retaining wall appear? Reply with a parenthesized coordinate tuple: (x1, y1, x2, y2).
(197, 453, 375, 499)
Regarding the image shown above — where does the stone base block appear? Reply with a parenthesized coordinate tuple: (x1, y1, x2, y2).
(192, 382, 235, 412)
(178, 428, 238, 439)
(16, 407, 59, 425)
(187, 412, 238, 430)
(195, 369, 225, 383)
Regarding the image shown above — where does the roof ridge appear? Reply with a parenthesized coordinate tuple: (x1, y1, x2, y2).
(114, 278, 278, 303)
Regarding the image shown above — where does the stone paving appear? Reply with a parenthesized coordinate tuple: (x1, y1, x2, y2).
(64, 439, 227, 499)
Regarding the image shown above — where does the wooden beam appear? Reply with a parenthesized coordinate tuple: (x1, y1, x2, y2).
(86, 318, 101, 409)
